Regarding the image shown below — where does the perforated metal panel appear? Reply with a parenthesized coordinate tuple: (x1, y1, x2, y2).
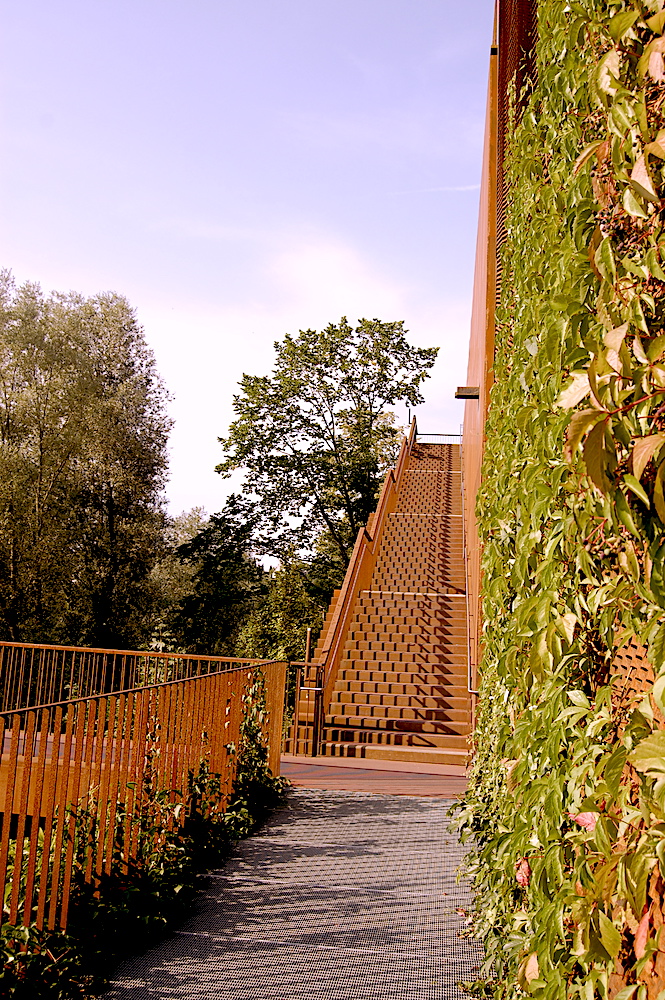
(612, 638, 655, 715)
(106, 789, 482, 1000)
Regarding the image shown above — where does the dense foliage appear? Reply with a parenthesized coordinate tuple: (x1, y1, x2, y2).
(236, 561, 324, 661)
(0, 273, 171, 648)
(458, 1, 665, 996)
(166, 500, 266, 655)
(217, 317, 437, 593)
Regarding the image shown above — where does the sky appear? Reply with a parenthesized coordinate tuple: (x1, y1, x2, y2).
(1, 0, 495, 515)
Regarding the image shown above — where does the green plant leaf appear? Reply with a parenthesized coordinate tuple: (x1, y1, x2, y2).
(624, 473, 651, 507)
(610, 10, 639, 40)
(583, 419, 612, 492)
(604, 745, 628, 797)
(598, 910, 622, 958)
(595, 236, 617, 283)
(629, 731, 665, 773)
(624, 186, 650, 219)
(646, 11, 665, 34)
(654, 462, 665, 523)
(564, 409, 605, 463)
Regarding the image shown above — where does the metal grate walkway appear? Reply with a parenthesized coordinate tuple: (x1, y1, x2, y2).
(106, 789, 481, 1000)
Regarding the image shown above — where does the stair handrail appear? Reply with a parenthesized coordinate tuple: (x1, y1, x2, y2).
(318, 417, 418, 708)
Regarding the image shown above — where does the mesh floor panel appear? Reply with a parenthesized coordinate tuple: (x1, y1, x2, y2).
(105, 789, 482, 1000)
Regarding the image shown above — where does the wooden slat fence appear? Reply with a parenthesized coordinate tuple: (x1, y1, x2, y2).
(0, 652, 287, 934)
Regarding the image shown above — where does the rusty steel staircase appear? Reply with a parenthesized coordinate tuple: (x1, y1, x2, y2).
(285, 422, 472, 768)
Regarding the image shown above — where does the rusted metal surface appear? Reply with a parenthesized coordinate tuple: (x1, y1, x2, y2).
(284, 422, 419, 756)
(462, 0, 537, 699)
(0, 657, 287, 933)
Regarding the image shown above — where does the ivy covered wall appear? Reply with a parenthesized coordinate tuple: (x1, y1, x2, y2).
(460, 2, 665, 997)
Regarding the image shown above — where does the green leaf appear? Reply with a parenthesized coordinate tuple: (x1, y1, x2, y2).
(597, 48, 621, 95)
(655, 462, 665, 523)
(624, 473, 650, 507)
(613, 987, 639, 1000)
(569, 690, 590, 708)
(610, 10, 640, 40)
(573, 140, 605, 175)
(646, 247, 665, 281)
(650, 622, 665, 672)
(598, 910, 622, 958)
(595, 236, 617, 284)
(647, 10, 665, 34)
(584, 419, 612, 492)
(624, 187, 650, 219)
(615, 488, 641, 537)
(629, 731, 665, 773)
(653, 674, 665, 715)
(604, 745, 628, 797)
(564, 409, 605, 463)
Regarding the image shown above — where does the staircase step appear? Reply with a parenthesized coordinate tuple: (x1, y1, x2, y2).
(322, 727, 470, 749)
(339, 668, 468, 687)
(342, 679, 470, 697)
(329, 703, 470, 722)
(326, 713, 472, 736)
(332, 690, 470, 709)
(320, 742, 469, 767)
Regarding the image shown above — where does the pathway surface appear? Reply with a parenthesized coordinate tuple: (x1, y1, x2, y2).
(106, 789, 481, 1000)
(281, 758, 467, 797)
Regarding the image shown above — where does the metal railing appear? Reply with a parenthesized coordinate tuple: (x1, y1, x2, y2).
(416, 432, 462, 445)
(0, 640, 266, 713)
(317, 419, 418, 711)
(285, 423, 469, 755)
(0, 648, 287, 933)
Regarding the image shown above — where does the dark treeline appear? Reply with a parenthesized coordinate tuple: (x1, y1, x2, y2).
(0, 274, 437, 659)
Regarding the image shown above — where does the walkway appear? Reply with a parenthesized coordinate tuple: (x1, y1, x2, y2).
(106, 788, 481, 1000)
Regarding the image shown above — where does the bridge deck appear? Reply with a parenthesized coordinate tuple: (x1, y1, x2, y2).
(106, 788, 481, 999)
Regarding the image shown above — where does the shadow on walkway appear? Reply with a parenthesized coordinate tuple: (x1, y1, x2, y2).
(105, 789, 482, 1000)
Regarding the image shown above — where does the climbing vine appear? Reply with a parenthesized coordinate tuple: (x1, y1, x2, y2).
(458, 1, 665, 997)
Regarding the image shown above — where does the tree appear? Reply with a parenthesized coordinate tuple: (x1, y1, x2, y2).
(0, 272, 171, 647)
(235, 560, 324, 662)
(169, 499, 265, 655)
(217, 317, 437, 589)
(147, 507, 209, 651)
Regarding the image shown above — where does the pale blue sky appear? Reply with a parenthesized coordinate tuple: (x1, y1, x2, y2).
(1, 1, 494, 513)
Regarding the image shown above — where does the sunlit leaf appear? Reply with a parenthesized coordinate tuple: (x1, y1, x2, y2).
(564, 409, 605, 463)
(655, 462, 665, 523)
(629, 731, 665, 773)
(623, 187, 649, 218)
(573, 140, 605, 175)
(632, 433, 665, 481)
(598, 48, 621, 94)
(595, 236, 617, 284)
(605, 322, 629, 352)
(624, 473, 650, 507)
(631, 155, 660, 203)
(583, 419, 612, 492)
(555, 373, 591, 409)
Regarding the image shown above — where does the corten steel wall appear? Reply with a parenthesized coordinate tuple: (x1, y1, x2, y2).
(462, 0, 537, 693)
(0, 658, 286, 933)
